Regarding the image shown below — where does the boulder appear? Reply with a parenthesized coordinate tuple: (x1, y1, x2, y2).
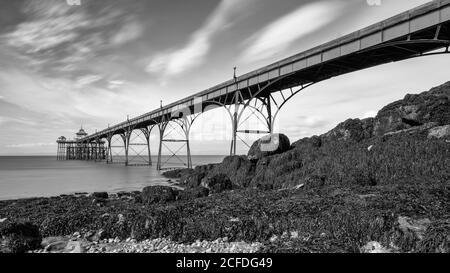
(248, 134, 291, 160)
(373, 85, 450, 136)
(0, 220, 42, 253)
(91, 192, 108, 199)
(178, 187, 210, 200)
(141, 186, 179, 204)
(323, 118, 374, 142)
(201, 174, 233, 194)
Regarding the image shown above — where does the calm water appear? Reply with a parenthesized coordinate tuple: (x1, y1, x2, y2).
(0, 155, 225, 201)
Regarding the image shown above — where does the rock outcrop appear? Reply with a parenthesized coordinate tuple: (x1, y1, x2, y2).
(172, 81, 450, 192)
(201, 174, 233, 194)
(141, 186, 179, 204)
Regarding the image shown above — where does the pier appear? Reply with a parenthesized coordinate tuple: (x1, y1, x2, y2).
(57, 0, 450, 170)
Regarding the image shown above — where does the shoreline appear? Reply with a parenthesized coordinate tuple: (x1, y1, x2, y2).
(1, 178, 448, 253)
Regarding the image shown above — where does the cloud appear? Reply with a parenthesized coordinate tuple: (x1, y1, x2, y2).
(146, 0, 256, 78)
(75, 75, 103, 88)
(4, 1, 90, 54)
(240, 1, 342, 63)
(110, 19, 144, 46)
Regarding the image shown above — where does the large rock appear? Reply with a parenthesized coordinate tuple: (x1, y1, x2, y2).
(248, 133, 291, 160)
(141, 186, 179, 204)
(323, 118, 374, 142)
(177, 187, 210, 200)
(0, 220, 42, 253)
(91, 192, 108, 199)
(201, 174, 233, 194)
(373, 83, 450, 136)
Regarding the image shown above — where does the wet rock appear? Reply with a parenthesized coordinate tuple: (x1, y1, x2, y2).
(201, 174, 233, 194)
(0, 220, 42, 253)
(91, 192, 109, 199)
(141, 186, 179, 204)
(248, 134, 291, 160)
(178, 187, 210, 200)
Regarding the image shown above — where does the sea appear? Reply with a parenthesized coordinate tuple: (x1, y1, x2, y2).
(0, 155, 225, 201)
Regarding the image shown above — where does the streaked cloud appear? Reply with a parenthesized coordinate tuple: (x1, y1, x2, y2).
(146, 0, 256, 78)
(110, 19, 144, 46)
(241, 1, 342, 63)
(75, 75, 103, 88)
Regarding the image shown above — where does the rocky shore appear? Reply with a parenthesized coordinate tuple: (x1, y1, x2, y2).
(1, 81, 449, 253)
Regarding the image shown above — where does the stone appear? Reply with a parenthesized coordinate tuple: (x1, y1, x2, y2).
(248, 133, 291, 160)
(141, 186, 179, 204)
(428, 125, 450, 139)
(45, 240, 69, 252)
(201, 174, 233, 194)
(398, 216, 431, 240)
(360, 241, 392, 253)
(41, 236, 69, 248)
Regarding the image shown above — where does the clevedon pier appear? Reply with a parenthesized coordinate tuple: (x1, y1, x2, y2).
(57, 0, 450, 170)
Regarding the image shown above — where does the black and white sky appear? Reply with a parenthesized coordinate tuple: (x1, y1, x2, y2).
(0, 0, 449, 155)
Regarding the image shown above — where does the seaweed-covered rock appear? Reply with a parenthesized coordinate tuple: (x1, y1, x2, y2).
(162, 168, 195, 179)
(373, 83, 450, 136)
(91, 192, 108, 199)
(201, 174, 233, 194)
(291, 135, 322, 149)
(0, 220, 42, 253)
(323, 118, 374, 142)
(178, 187, 210, 200)
(248, 134, 291, 160)
(214, 156, 256, 188)
(141, 186, 179, 204)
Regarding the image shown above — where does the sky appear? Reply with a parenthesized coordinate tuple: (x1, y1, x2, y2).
(0, 0, 449, 156)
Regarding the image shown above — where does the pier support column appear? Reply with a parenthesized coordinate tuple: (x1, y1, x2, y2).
(156, 114, 198, 171)
(122, 133, 129, 166)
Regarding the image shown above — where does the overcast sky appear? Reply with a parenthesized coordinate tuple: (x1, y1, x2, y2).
(0, 0, 449, 156)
